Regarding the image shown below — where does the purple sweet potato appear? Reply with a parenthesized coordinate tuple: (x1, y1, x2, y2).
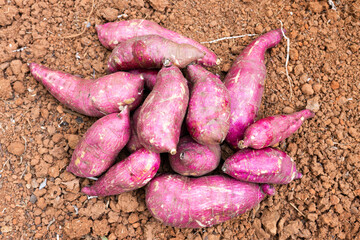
(129, 69, 158, 90)
(126, 107, 143, 153)
(239, 109, 315, 149)
(169, 136, 221, 176)
(145, 173, 274, 228)
(186, 64, 231, 145)
(222, 147, 302, 184)
(82, 148, 160, 196)
(224, 29, 284, 148)
(29, 63, 144, 117)
(96, 19, 218, 66)
(67, 107, 131, 178)
(107, 35, 205, 72)
(136, 65, 189, 154)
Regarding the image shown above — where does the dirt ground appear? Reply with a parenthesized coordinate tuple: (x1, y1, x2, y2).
(0, 0, 359, 239)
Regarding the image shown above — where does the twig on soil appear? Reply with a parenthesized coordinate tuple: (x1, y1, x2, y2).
(20, 162, 28, 179)
(12, 47, 27, 52)
(47, 217, 56, 230)
(0, 159, 10, 174)
(200, 34, 257, 44)
(62, 108, 86, 118)
(328, 0, 337, 10)
(19, 136, 27, 165)
(279, 20, 293, 101)
(62, 0, 95, 39)
(289, 202, 306, 217)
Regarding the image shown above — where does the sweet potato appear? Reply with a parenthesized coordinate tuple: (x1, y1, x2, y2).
(224, 29, 284, 148)
(186, 64, 231, 145)
(126, 108, 143, 153)
(82, 148, 160, 196)
(239, 109, 315, 149)
(137, 65, 189, 154)
(107, 35, 205, 72)
(129, 69, 158, 90)
(222, 147, 302, 184)
(67, 107, 131, 178)
(169, 136, 221, 176)
(96, 19, 218, 66)
(146, 174, 274, 228)
(29, 63, 144, 117)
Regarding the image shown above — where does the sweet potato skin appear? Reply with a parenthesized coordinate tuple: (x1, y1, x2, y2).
(129, 69, 158, 90)
(96, 19, 218, 66)
(169, 136, 221, 176)
(137, 65, 189, 154)
(224, 29, 284, 147)
(186, 64, 231, 145)
(222, 147, 302, 184)
(107, 35, 205, 72)
(81, 148, 160, 196)
(240, 109, 315, 149)
(67, 108, 131, 178)
(126, 108, 143, 153)
(146, 174, 271, 228)
(29, 63, 144, 117)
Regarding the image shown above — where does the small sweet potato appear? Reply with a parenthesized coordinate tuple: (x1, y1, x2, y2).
(239, 109, 315, 149)
(67, 107, 131, 177)
(29, 63, 144, 117)
(82, 148, 160, 196)
(107, 35, 205, 72)
(169, 136, 221, 176)
(137, 65, 189, 154)
(129, 69, 158, 90)
(186, 64, 231, 145)
(96, 19, 218, 66)
(224, 29, 284, 148)
(126, 108, 143, 153)
(146, 174, 274, 228)
(222, 147, 302, 184)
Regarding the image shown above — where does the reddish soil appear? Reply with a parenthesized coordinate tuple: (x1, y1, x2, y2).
(1, 0, 360, 239)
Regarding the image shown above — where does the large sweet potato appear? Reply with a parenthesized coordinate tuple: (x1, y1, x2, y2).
(146, 174, 274, 228)
(96, 19, 218, 66)
(82, 148, 160, 196)
(222, 147, 302, 184)
(136, 65, 189, 154)
(224, 29, 284, 148)
(29, 63, 144, 117)
(67, 107, 131, 177)
(169, 136, 221, 176)
(186, 64, 231, 145)
(239, 109, 315, 149)
(107, 35, 205, 72)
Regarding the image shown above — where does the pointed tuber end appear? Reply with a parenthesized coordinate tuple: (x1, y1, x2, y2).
(170, 149, 177, 155)
(81, 186, 95, 196)
(261, 184, 276, 196)
(295, 171, 303, 180)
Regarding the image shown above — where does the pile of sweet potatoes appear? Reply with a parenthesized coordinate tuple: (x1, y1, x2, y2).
(30, 19, 315, 229)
